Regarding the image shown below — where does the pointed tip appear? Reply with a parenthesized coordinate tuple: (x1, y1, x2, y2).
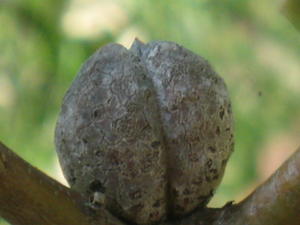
(130, 37, 146, 56)
(131, 37, 145, 48)
(133, 37, 145, 44)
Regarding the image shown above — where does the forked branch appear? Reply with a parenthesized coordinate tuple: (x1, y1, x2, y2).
(1, 141, 300, 225)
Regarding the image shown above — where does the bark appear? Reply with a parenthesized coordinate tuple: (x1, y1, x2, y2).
(0, 142, 122, 225)
(1, 141, 300, 225)
(221, 147, 300, 225)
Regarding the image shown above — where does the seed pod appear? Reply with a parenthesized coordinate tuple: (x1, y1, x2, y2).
(130, 40, 234, 216)
(55, 44, 167, 224)
(55, 40, 234, 224)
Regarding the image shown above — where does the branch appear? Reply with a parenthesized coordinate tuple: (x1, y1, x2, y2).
(0, 142, 123, 225)
(1, 140, 300, 225)
(220, 147, 300, 225)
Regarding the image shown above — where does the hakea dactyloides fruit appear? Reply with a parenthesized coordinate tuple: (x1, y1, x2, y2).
(55, 39, 234, 225)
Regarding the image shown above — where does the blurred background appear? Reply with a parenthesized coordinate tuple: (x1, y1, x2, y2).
(0, 0, 299, 224)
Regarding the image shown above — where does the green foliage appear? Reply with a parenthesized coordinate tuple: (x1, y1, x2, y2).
(0, 1, 299, 223)
(282, 0, 300, 31)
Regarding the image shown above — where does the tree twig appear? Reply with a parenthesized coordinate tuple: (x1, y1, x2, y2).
(0, 142, 122, 225)
(220, 147, 300, 225)
(1, 141, 300, 225)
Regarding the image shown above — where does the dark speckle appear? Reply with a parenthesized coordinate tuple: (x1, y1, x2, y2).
(219, 109, 225, 120)
(153, 200, 161, 208)
(149, 211, 159, 219)
(93, 109, 100, 118)
(70, 176, 76, 185)
(174, 204, 184, 212)
(205, 176, 211, 182)
(131, 203, 144, 213)
(197, 195, 208, 202)
(209, 168, 218, 175)
(151, 141, 161, 148)
(231, 142, 235, 149)
(172, 189, 179, 197)
(183, 188, 190, 195)
(206, 159, 212, 168)
(170, 104, 178, 111)
(227, 103, 232, 114)
(192, 177, 203, 185)
(214, 77, 219, 84)
(208, 146, 216, 153)
(216, 126, 220, 135)
(130, 190, 142, 199)
(184, 198, 189, 205)
(89, 180, 105, 193)
(82, 138, 88, 144)
(213, 174, 219, 180)
(144, 89, 152, 99)
(222, 159, 227, 166)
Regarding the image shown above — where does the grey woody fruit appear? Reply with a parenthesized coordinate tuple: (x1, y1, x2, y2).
(55, 40, 234, 225)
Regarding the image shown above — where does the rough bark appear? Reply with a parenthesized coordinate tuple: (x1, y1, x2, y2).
(1, 141, 300, 225)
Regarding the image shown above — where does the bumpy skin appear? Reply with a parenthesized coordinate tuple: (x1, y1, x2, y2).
(55, 44, 167, 224)
(131, 40, 234, 217)
(55, 40, 234, 224)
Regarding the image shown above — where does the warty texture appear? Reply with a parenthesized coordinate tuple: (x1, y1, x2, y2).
(55, 40, 234, 224)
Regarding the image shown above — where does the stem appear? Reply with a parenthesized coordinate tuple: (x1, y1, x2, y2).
(221, 147, 300, 225)
(0, 142, 122, 225)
